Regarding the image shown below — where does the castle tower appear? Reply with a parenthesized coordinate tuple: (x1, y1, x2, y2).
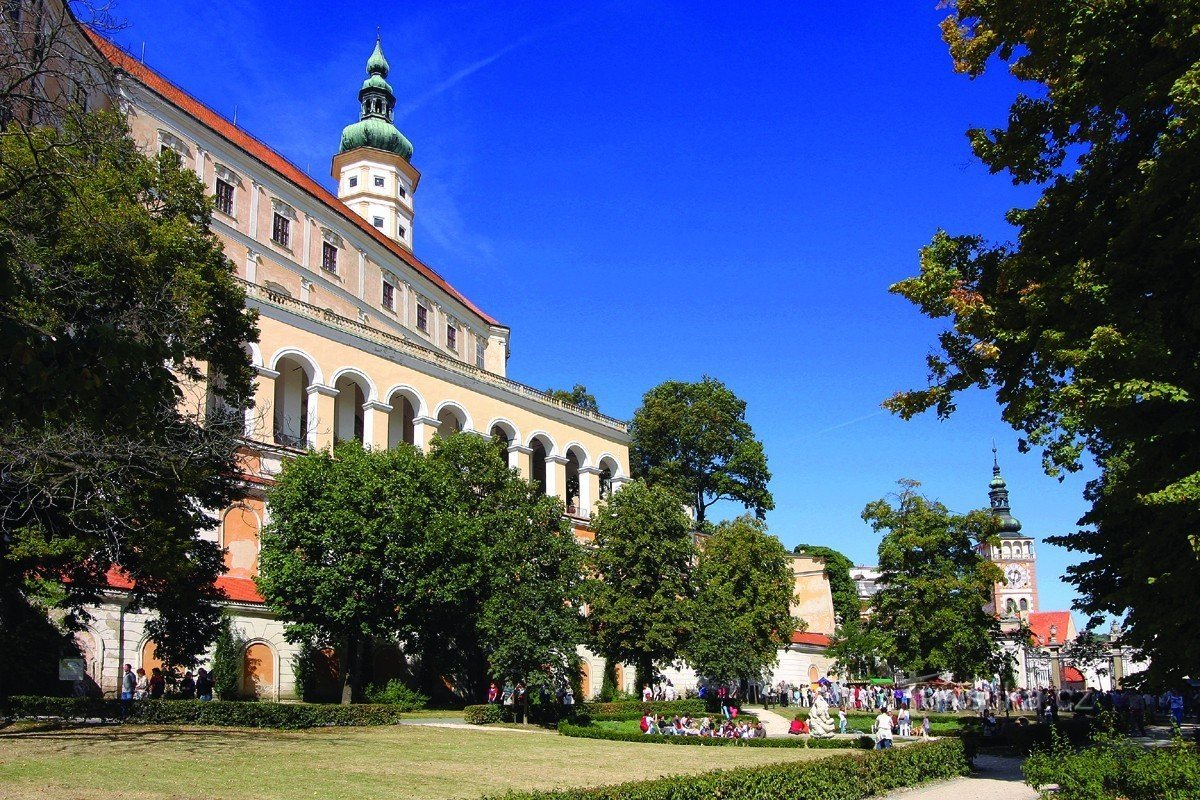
(332, 36, 420, 250)
(985, 447, 1039, 618)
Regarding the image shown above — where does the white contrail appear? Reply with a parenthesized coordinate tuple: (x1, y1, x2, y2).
(805, 410, 885, 438)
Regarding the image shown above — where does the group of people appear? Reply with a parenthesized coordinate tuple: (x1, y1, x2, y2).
(641, 712, 766, 739)
(118, 663, 214, 701)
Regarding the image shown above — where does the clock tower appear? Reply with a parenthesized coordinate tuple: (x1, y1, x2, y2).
(983, 448, 1038, 619)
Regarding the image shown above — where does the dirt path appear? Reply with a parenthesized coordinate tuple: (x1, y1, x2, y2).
(878, 755, 1036, 800)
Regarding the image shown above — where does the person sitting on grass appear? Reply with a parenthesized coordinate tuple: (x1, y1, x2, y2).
(640, 712, 658, 735)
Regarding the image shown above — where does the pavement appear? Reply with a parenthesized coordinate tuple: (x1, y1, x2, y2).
(877, 755, 1036, 800)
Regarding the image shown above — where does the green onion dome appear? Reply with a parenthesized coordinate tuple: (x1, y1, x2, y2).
(338, 37, 413, 161)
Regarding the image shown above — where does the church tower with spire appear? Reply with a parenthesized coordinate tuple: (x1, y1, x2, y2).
(984, 447, 1039, 619)
(332, 36, 420, 250)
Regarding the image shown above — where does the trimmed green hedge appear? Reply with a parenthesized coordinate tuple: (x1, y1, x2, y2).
(485, 739, 970, 799)
(464, 704, 502, 725)
(559, 721, 874, 749)
(3, 696, 405, 729)
(581, 699, 709, 720)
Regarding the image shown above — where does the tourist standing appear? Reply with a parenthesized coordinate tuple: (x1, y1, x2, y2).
(873, 708, 894, 749)
(134, 668, 149, 700)
(148, 667, 166, 699)
(179, 671, 196, 699)
(196, 667, 213, 701)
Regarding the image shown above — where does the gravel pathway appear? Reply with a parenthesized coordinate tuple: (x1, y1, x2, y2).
(877, 755, 1036, 800)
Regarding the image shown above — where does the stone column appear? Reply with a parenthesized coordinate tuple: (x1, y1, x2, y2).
(578, 466, 602, 518)
(363, 400, 393, 450)
(411, 415, 440, 451)
(610, 476, 632, 494)
(248, 365, 279, 441)
(545, 455, 568, 501)
(508, 444, 532, 477)
(306, 384, 338, 450)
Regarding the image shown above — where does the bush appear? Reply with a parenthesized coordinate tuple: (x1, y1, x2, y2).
(580, 699, 709, 720)
(464, 704, 502, 725)
(363, 679, 427, 711)
(1023, 719, 1200, 800)
(483, 739, 970, 799)
(2, 696, 405, 729)
(559, 721, 872, 749)
(211, 617, 245, 701)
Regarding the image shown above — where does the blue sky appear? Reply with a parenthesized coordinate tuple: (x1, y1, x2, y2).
(105, 1, 1096, 619)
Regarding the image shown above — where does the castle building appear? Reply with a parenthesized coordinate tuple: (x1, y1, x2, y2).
(67, 29, 634, 701)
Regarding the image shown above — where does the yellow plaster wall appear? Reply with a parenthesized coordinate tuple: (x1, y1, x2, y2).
(790, 555, 836, 636)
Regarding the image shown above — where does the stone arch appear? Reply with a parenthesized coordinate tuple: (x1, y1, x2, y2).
(221, 504, 261, 579)
(487, 418, 519, 465)
(808, 664, 819, 684)
(528, 433, 555, 495)
(433, 400, 471, 436)
(242, 640, 277, 700)
(269, 347, 323, 385)
(332, 369, 373, 444)
(140, 637, 163, 675)
(580, 661, 592, 700)
(598, 454, 621, 500)
(271, 352, 317, 447)
(563, 443, 588, 513)
(386, 385, 425, 448)
(246, 342, 265, 369)
(1002, 541, 1012, 559)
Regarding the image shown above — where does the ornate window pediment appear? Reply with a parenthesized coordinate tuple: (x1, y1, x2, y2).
(319, 226, 344, 248)
(157, 129, 191, 157)
(214, 162, 243, 187)
(270, 197, 297, 221)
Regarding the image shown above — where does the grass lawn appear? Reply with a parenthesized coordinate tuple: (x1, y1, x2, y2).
(0, 722, 834, 800)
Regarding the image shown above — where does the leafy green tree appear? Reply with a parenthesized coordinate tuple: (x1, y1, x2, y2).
(630, 377, 773, 524)
(826, 621, 891, 680)
(260, 436, 582, 702)
(544, 384, 599, 413)
(887, 0, 1200, 683)
(0, 110, 258, 685)
(258, 442, 433, 702)
(863, 480, 1003, 679)
(685, 516, 796, 684)
(585, 480, 696, 688)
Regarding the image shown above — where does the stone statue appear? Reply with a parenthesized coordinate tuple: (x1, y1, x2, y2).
(807, 693, 835, 738)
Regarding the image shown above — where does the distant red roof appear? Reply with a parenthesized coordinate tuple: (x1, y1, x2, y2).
(1028, 611, 1073, 646)
(790, 631, 832, 648)
(104, 566, 265, 604)
(82, 29, 501, 329)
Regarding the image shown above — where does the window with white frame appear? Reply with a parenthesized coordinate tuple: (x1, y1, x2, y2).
(475, 339, 486, 368)
(214, 178, 234, 216)
(373, 175, 385, 187)
(372, 216, 384, 228)
(398, 223, 407, 238)
(322, 242, 338, 273)
(446, 322, 458, 351)
(348, 176, 358, 188)
(272, 213, 290, 247)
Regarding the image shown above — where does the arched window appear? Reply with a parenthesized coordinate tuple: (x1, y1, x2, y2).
(565, 449, 581, 513)
(580, 662, 592, 700)
(273, 356, 313, 447)
(490, 424, 513, 463)
(1006, 598, 1017, 614)
(1019, 598, 1029, 612)
(435, 403, 468, 438)
(387, 390, 419, 447)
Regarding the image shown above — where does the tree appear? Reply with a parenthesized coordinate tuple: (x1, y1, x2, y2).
(1061, 628, 1112, 686)
(630, 377, 773, 524)
(585, 480, 696, 688)
(211, 615, 246, 701)
(864, 480, 1003, 679)
(886, 1, 1200, 684)
(259, 435, 583, 702)
(544, 384, 599, 413)
(685, 516, 796, 685)
(0, 108, 258, 688)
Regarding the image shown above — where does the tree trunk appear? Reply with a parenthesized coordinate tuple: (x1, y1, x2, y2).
(635, 657, 654, 694)
(340, 636, 365, 705)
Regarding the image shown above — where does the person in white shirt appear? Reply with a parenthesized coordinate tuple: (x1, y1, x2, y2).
(898, 706, 911, 737)
(873, 709, 894, 749)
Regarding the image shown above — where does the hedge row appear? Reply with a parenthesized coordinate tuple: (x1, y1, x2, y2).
(580, 699, 710, 719)
(558, 721, 874, 749)
(3, 696, 405, 729)
(485, 739, 970, 799)
(464, 704, 502, 725)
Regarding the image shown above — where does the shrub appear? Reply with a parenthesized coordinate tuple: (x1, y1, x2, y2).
(558, 722, 871, 749)
(464, 704, 502, 725)
(483, 739, 970, 799)
(1023, 720, 1200, 800)
(211, 617, 245, 701)
(2, 696, 405, 729)
(580, 699, 709, 720)
(363, 679, 428, 710)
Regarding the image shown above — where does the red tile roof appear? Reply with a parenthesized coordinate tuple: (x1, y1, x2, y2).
(790, 631, 832, 648)
(1028, 611, 1073, 646)
(82, 29, 501, 329)
(104, 566, 265, 604)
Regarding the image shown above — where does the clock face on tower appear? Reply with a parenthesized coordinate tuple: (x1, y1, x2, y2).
(1004, 564, 1029, 588)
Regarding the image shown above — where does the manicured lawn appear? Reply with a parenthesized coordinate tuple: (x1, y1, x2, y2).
(0, 722, 834, 800)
